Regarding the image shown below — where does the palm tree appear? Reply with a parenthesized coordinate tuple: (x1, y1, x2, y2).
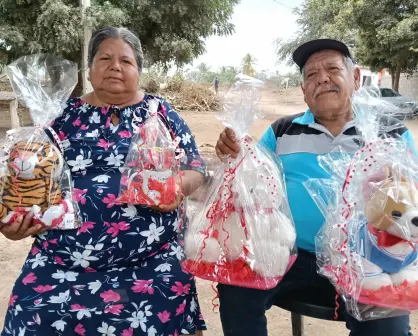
(241, 54, 257, 76)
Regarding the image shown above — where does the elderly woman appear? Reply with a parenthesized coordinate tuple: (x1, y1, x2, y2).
(1, 27, 206, 335)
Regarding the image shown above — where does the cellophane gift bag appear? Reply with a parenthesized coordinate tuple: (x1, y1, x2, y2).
(181, 75, 297, 290)
(304, 87, 418, 321)
(118, 98, 182, 207)
(0, 54, 81, 230)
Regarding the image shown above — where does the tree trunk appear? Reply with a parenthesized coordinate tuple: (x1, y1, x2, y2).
(393, 67, 401, 92)
(71, 70, 84, 97)
(389, 68, 395, 89)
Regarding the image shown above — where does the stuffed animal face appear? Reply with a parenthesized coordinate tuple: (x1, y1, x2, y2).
(363, 167, 418, 241)
(8, 141, 62, 180)
(381, 183, 418, 240)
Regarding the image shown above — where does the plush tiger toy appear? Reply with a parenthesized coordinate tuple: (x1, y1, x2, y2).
(0, 140, 76, 229)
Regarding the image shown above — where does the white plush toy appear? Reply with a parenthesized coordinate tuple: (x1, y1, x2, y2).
(234, 169, 296, 278)
(184, 147, 296, 283)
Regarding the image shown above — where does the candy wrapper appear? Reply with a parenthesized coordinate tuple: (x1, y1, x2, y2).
(0, 54, 81, 230)
(118, 99, 182, 206)
(181, 75, 297, 290)
(304, 87, 418, 320)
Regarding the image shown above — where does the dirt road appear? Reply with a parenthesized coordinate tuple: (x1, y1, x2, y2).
(1, 88, 418, 335)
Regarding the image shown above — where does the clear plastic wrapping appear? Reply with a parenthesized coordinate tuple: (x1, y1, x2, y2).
(181, 75, 297, 290)
(118, 99, 182, 206)
(0, 54, 81, 230)
(305, 87, 418, 320)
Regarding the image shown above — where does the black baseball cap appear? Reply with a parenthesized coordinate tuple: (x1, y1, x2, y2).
(292, 39, 353, 72)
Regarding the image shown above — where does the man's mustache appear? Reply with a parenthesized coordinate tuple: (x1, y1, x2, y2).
(313, 85, 340, 98)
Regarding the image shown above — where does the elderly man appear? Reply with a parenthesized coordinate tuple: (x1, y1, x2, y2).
(215, 39, 416, 336)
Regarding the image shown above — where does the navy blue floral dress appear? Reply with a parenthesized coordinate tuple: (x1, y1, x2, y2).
(2, 95, 207, 336)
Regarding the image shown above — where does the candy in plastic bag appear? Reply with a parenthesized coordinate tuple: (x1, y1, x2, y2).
(118, 99, 182, 206)
(181, 75, 297, 290)
(305, 87, 418, 320)
(0, 54, 81, 230)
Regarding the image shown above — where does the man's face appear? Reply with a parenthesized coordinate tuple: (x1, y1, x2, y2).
(301, 50, 360, 121)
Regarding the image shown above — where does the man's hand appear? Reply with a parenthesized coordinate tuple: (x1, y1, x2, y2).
(215, 128, 241, 160)
(0, 212, 45, 241)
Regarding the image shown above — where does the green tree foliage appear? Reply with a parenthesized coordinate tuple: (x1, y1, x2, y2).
(241, 53, 256, 76)
(275, 0, 356, 66)
(350, 0, 418, 91)
(283, 71, 303, 87)
(0, 0, 82, 63)
(185, 63, 238, 85)
(218, 65, 239, 84)
(276, 0, 418, 91)
(0, 0, 240, 69)
(185, 62, 216, 83)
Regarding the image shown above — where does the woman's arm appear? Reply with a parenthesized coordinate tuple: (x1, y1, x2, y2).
(155, 170, 204, 213)
(179, 169, 205, 197)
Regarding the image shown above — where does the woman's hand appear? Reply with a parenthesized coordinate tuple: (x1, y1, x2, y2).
(0, 212, 45, 241)
(152, 184, 183, 213)
(152, 170, 204, 213)
(152, 195, 184, 213)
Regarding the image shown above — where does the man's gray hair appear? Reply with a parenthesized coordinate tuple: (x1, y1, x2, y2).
(88, 26, 144, 73)
(301, 55, 355, 82)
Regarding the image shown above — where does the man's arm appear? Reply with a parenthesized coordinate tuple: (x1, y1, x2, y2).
(401, 130, 418, 157)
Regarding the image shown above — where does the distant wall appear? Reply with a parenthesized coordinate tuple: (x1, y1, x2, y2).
(380, 73, 418, 100)
(0, 102, 31, 129)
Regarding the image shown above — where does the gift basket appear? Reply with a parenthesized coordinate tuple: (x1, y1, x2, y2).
(118, 99, 183, 207)
(181, 75, 297, 290)
(304, 87, 418, 320)
(0, 54, 81, 230)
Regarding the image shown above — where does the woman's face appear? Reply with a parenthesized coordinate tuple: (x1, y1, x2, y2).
(89, 39, 140, 96)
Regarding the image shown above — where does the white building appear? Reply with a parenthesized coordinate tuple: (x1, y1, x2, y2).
(359, 67, 380, 87)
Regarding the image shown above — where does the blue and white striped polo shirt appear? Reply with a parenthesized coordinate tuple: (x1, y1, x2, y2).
(259, 109, 418, 252)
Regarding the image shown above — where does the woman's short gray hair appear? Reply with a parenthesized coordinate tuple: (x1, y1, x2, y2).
(88, 26, 144, 73)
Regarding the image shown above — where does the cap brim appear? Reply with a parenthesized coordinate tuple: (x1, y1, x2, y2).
(292, 39, 352, 72)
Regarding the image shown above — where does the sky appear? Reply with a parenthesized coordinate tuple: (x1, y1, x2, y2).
(190, 0, 305, 75)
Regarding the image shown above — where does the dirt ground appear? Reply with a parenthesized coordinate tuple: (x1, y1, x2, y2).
(1, 87, 418, 335)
